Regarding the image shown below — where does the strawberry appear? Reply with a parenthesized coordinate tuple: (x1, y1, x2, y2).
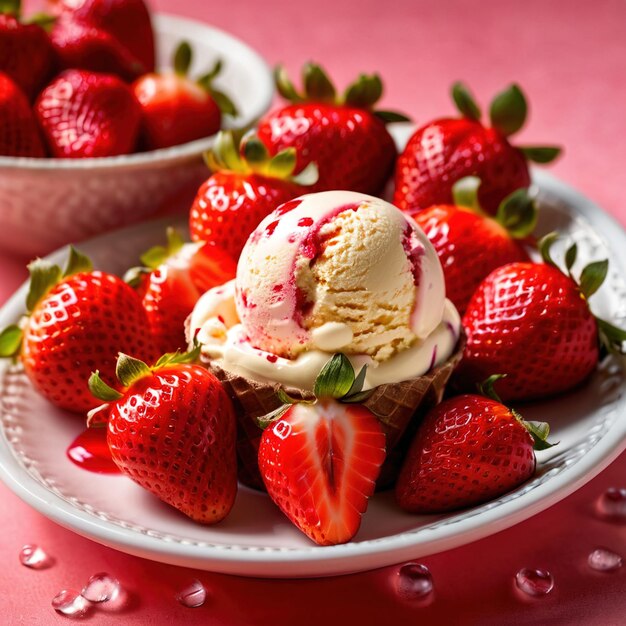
(133, 41, 237, 151)
(0, 73, 46, 157)
(50, 14, 144, 82)
(455, 234, 626, 402)
(0, 248, 155, 413)
(394, 82, 561, 215)
(258, 354, 386, 545)
(126, 228, 237, 354)
(0, 3, 55, 100)
(189, 131, 316, 259)
(256, 63, 409, 195)
(410, 177, 533, 314)
(47, 0, 154, 74)
(35, 69, 141, 158)
(395, 375, 554, 514)
(88, 348, 237, 524)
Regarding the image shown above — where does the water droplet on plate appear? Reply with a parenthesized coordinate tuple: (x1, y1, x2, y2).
(396, 563, 433, 599)
(596, 487, 626, 521)
(515, 568, 554, 597)
(52, 590, 91, 618)
(19, 544, 51, 569)
(588, 548, 623, 572)
(177, 579, 206, 608)
(81, 572, 121, 603)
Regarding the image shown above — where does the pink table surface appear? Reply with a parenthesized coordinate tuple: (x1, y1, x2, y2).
(3, 0, 626, 623)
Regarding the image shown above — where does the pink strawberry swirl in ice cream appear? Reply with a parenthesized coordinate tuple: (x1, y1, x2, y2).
(188, 191, 461, 390)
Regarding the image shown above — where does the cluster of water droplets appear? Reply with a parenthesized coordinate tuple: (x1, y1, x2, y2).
(51, 573, 122, 618)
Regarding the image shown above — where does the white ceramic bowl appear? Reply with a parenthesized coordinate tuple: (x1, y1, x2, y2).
(0, 14, 274, 258)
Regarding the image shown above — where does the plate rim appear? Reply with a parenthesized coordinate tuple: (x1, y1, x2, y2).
(0, 170, 625, 577)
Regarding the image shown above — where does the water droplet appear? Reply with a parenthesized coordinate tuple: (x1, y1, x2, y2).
(515, 568, 554, 597)
(177, 579, 206, 608)
(19, 544, 51, 569)
(81, 572, 121, 603)
(596, 487, 626, 521)
(51, 590, 91, 618)
(396, 563, 433, 599)
(588, 548, 623, 572)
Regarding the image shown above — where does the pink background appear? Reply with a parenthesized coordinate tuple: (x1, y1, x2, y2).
(2, 0, 625, 623)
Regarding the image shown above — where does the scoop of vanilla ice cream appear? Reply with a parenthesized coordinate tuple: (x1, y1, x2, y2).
(235, 191, 446, 360)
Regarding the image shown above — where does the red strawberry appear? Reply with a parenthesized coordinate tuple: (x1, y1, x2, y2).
(258, 354, 386, 545)
(35, 69, 141, 157)
(0, 73, 46, 157)
(47, 0, 154, 73)
(0, 6, 55, 100)
(0, 248, 156, 413)
(88, 349, 237, 523)
(396, 376, 554, 513)
(256, 63, 408, 195)
(394, 82, 561, 215)
(189, 131, 316, 259)
(50, 14, 144, 81)
(133, 42, 237, 150)
(455, 235, 626, 402)
(410, 178, 533, 314)
(127, 228, 237, 354)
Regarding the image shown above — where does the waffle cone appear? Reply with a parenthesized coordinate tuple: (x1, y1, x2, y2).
(208, 334, 465, 490)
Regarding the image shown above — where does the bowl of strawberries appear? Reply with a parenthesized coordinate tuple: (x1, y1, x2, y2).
(0, 0, 273, 258)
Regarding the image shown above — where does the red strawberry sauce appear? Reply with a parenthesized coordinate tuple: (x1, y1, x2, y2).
(67, 428, 120, 474)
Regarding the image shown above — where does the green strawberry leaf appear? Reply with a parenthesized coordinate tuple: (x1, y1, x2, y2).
(374, 110, 411, 123)
(197, 59, 222, 85)
(63, 246, 93, 278)
(341, 364, 374, 403)
(520, 146, 562, 164)
(116, 353, 151, 388)
(303, 62, 337, 102)
(538, 232, 559, 268)
(0, 324, 22, 358)
(343, 73, 382, 109)
(597, 317, 626, 355)
(451, 82, 481, 121)
(476, 374, 506, 403)
(209, 88, 238, 117)
(495, 188, 537, 239)
(242, 135, 271, 168)
(579, 259, 608, 298)
(0, 0, 20, 16)
(173, 41, 192, 76)
(26, 12, 56, 31)
(275, 388, 302, 405)
(256, 404, 291, 429)
(265, 148, 297, 179)
(123, 266, 149, 288)
(88, 370, 123, 402)
(154, 341, 202, 369)
(521, 419, 556, 450)
(140, 227, 185, 269)
(489, 84, 527, 136)
(211, 131, 247, 173)
(565, 242, 578, 273)
(274, 65, 304, 102)
(451, 176, 483, 213)
(314, 353, 355, 399)
(26, 259, 62, 313)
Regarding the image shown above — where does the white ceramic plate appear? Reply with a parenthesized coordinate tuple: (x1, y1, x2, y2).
(1, 170, 625, 578)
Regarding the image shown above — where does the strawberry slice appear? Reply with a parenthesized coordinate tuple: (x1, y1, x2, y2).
(259, 400, 385, 545)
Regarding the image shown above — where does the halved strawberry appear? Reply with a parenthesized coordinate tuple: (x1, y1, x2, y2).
(257, 354, 386, 545)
